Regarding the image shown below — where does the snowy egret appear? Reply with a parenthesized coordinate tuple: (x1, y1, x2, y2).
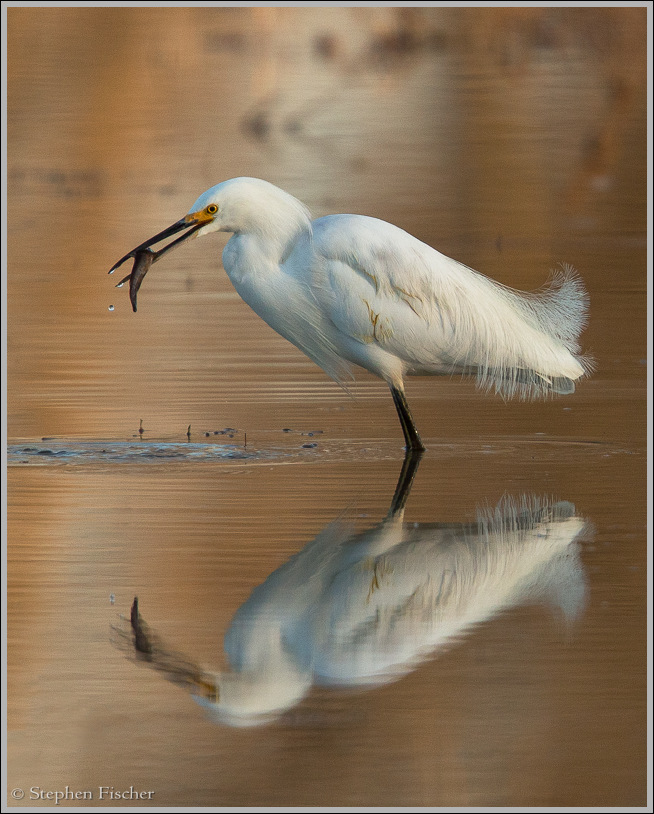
(110, 178, 591, 450)
(122, 490, 587, 726)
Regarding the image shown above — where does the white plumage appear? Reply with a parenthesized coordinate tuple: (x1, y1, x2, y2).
(111, 177, 591, 449)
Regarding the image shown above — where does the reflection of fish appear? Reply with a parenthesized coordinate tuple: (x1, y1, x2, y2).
(130, 597, 153, 655)
(117, 488, 589, 727)
(115, 248, 155, 312)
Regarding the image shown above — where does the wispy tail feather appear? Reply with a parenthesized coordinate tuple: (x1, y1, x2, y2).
(529, 264, 590, 348)
(471, 264, 591, 400)
(487, 369, 578, 399)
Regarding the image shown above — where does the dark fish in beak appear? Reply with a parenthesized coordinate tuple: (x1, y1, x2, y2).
(109, 216, 204, 310)
(113, 249, 155, 313)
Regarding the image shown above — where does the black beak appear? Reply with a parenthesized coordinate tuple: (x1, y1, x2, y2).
(108, 217, 203, 275)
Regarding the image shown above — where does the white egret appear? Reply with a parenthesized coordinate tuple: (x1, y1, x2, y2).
(110, 178, 591, 450)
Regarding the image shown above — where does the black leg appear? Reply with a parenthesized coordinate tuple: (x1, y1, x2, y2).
(389, 447, 423, 517)
(390, 384, 426, 453)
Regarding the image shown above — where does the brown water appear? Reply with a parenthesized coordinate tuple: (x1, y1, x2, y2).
(6, 7, 648, 809)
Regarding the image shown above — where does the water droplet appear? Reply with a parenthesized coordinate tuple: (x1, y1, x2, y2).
(108, 304, 115, 311)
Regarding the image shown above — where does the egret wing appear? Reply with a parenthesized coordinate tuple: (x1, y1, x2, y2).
(308, 214, 590, 397)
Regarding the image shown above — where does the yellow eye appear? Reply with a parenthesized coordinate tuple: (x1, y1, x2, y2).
(206, 204, 218, 215)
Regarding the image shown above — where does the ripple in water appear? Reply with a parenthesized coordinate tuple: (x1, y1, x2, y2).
(7, 441, 278, 466)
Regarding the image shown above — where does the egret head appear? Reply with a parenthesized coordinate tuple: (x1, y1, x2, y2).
(187, 177, 313, 248)
(109, 178, 312, 275)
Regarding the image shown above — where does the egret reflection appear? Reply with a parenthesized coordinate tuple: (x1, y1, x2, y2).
(118, 458, 588, 727)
